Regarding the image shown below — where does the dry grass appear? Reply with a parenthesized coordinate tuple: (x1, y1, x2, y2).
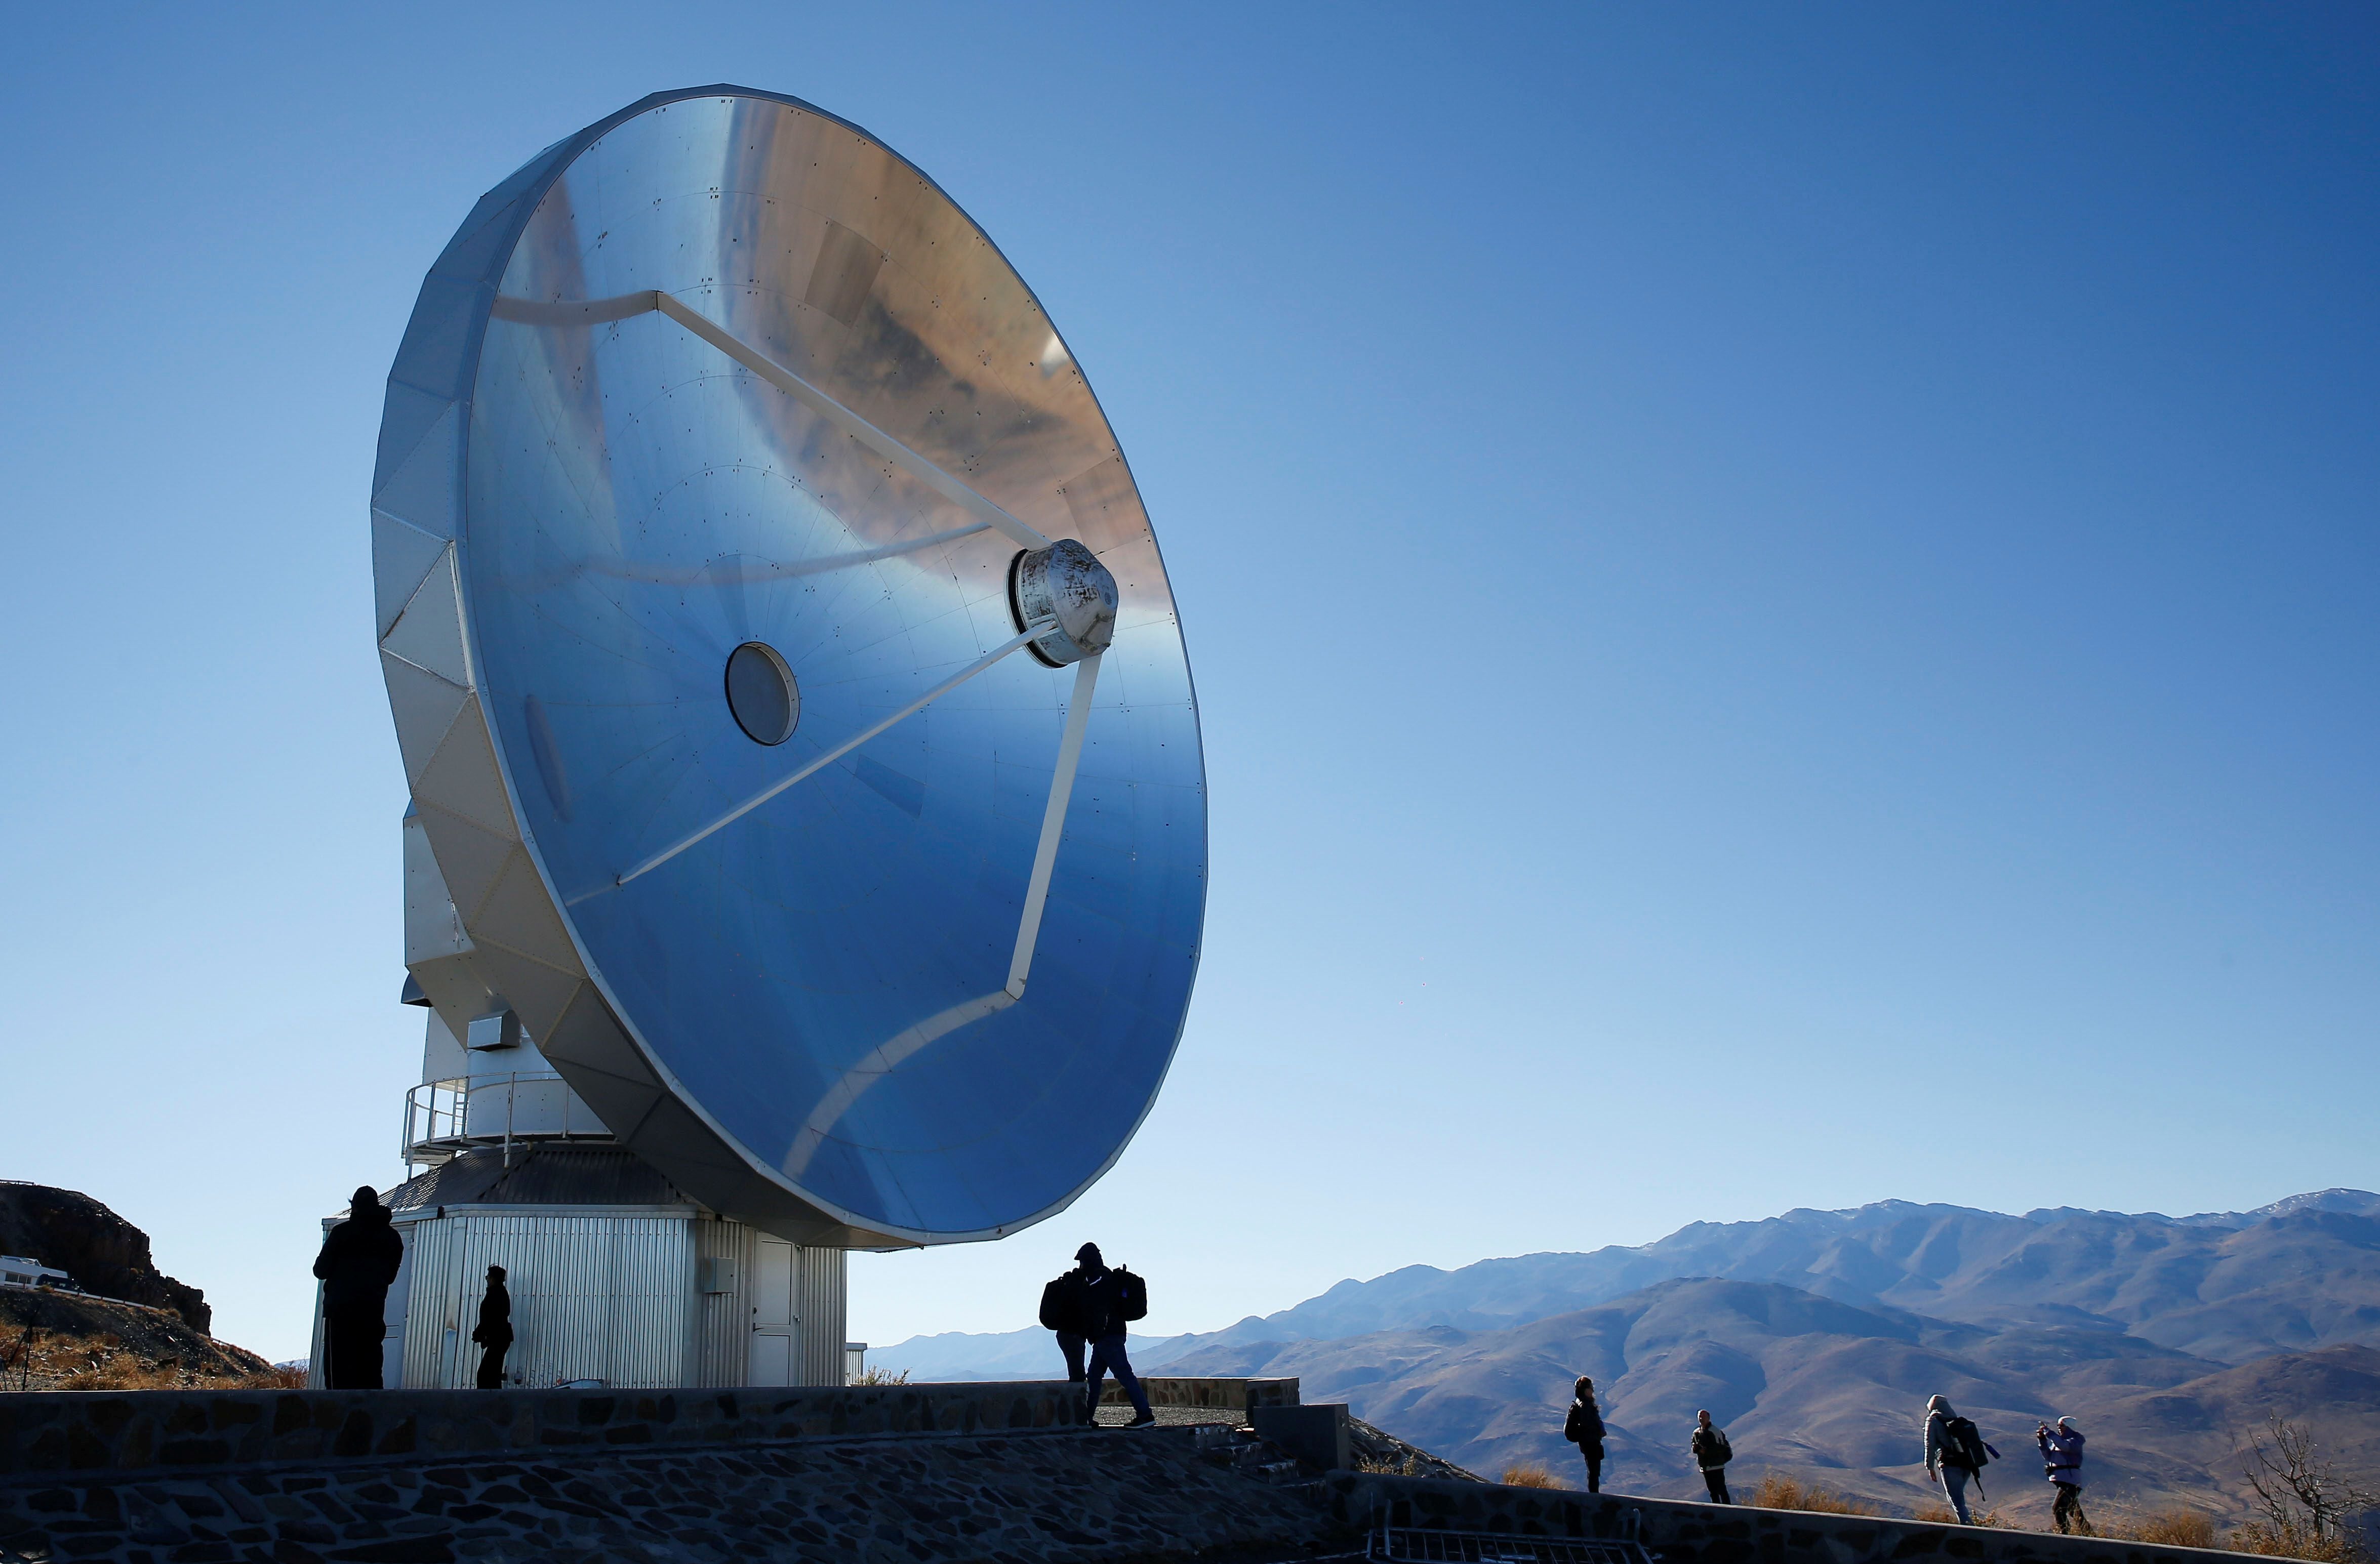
(2231, 1519, 2368, 1562)
(1913, 1502, 2005, 1527)
(1357, 1453, 1436, 1476)
(2094, 1508, 2221, 1549)
(1500, 1464, 1567, 1489)
(849, 1365, 911, 1386)
(1748, 1474, 1880, 1516)
(0, 1320, 295, 1391)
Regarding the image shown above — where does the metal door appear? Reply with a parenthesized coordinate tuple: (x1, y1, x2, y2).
(749, 1238, 795, 1387)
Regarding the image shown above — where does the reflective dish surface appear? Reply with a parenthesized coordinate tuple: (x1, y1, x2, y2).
(373, 89, 1204, 1242)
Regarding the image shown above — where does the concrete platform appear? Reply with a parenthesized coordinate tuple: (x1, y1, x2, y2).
(1092, 1403, 1247, 1427)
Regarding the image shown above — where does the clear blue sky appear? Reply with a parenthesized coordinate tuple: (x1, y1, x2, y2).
(2, 5, 2372, 1362)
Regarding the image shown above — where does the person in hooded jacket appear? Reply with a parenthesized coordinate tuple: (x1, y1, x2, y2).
(2037, 1417, 2090, 1535)
(1072, 1243, 1154, 1427)
(1924, 1394, 1978, 1524)
(1562, 1376, 1607, 1492)
(471, 1265, 513, 1389)
(312, 1186, 404, 1389)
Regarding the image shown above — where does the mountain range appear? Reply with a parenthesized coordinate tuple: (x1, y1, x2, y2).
(873, 1191, 2380, 1522)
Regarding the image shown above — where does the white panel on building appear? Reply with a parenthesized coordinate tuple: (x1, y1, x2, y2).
(750, 1237, 795, 1387)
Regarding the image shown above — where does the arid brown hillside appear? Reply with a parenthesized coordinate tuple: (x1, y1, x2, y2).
(0, 1182, 210, 1330)
(0, 1288, 286, 1390)
(1164, 1278, 2380, 1527)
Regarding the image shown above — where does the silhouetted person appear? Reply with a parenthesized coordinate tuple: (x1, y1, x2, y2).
(1074, 1243, 1154, 1427)
(1563, 1376, 1607, 1493)
(2037, 1417, 2090, 1535)
(472, 1266, 513, 1389)
(1690, 1409, 1732, 1504)
(1039, 1260, 1090, 1381)
(312, 1185, 403, 1389)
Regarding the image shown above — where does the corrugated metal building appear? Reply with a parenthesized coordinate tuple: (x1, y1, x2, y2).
(311, 1143, 849, 1390)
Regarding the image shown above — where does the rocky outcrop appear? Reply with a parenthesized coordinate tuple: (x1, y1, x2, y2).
(0, 1183, 208, 1333)
(1350, 1415, 1481, 1480)
(0, 1289, 273, 1389)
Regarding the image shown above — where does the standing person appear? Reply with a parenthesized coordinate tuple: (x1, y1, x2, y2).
(311, 1186, 404, 1389)
(1923, 1394, 1990, 1524)
(1563, 1377, 1607, 1493)
(1038, 1260, 1090, 1383)
(1074, 1243, 1155, 1428)
(2037, 1417, 2090, 1535)
(471, 1266, 513, 1390)
(1690, 1410, 1733, 1504)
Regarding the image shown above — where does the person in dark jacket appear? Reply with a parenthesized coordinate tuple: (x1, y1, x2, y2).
(1690, 1410, 1733, 1504)
(312, 1186, 404, 1389)
(471, 1266, 513, 1390)
(1073, 1243, 1154, 1427)
(1038, 1263, 1089, 1382)
(1562, 1376, 1607, 1493)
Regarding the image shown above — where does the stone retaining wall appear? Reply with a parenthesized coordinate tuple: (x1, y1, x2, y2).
(0, 1384, 1085, 1481)
(1320, 1473, 2246, 1564)
(0, 1423, 1342, 1564)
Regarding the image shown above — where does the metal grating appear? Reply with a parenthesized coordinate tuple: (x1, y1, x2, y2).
(1372, 1529, 1655, 1564)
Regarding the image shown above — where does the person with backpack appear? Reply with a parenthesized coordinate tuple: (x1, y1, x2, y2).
(1038, 1263, 1090, 1382)
(1073, 1243, 1154, 1427)
(1923, 1395, 1997, 1524)
(1689, 1409, 1733, 1503)
(1562, 1377, 1607, 1493)
(2037, 1417, 2091, 1535)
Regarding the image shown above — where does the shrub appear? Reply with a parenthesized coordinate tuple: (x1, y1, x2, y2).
(849, 1365, 910, 1386)
(1750, 1474, 1879, 1516)
(2100, 1509, 2220, 1549)
(1500, 1464, 1565, 1489)
(2233, 1518, 2367, 1562)
(57, 1355, 189, 1390)
(2236, 1416, 2374, 1562)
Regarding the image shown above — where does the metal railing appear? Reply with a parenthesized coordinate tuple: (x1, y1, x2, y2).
(400, 1072, 608, 1173)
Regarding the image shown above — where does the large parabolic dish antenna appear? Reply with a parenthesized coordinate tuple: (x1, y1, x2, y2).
(371, 87, 1205, 1247)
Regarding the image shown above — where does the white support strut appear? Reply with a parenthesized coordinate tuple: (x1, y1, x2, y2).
(615, 620, 1055, 887)
(1005, 652, 1102, 1000)
(780, 652, 1104, 1174)
(495, 289, 1075, 887)
(494, 289, 1052, 553)
(652, 294, 1052, 552)
(583, 519, 991, 587)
